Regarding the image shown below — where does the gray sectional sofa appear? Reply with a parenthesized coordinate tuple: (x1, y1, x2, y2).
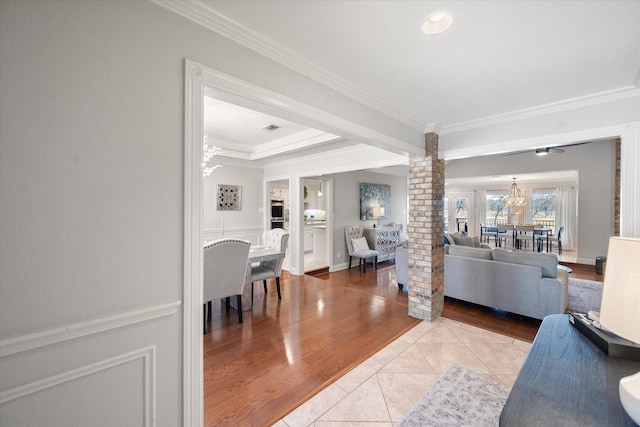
(396, 244, 569, 320)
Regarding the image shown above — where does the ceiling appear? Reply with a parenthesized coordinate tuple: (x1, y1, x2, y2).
(170, 1, 640, 172)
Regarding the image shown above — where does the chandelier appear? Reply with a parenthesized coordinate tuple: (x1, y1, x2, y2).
(504, 178, 527, 212)
(202, 139, 221, 177)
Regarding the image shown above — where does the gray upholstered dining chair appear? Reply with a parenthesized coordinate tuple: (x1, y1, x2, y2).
(250, 228, 289, 303)
(344, 226, 379, 272)
(203, 238, 251, 331)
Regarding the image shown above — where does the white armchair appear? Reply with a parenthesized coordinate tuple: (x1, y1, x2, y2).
(250, 228, 289, 303)
(344, 226, 379, 273)
(203, 238, 251, 331)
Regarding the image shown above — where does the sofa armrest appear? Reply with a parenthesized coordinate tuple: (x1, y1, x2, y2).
(539, 267, 569, 316)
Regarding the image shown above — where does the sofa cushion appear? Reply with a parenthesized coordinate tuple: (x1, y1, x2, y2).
(492, 249, 558, 278)
(448, 245, 493, 260)
(451, 233, 477, 247)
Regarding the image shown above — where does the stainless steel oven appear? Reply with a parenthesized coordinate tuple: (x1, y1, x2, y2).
(271, 199, 284, 219)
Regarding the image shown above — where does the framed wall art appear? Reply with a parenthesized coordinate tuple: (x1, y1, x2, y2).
(359, 182, 390, 220)
(217, 184, 242, 211)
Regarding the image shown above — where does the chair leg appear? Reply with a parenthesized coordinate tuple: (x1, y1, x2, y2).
(237, 295, 243, 323)
(251, 282, 254, 306)
(207, 301, 212, 320)
(348, 256, 352, 269)
(363, 258, 367, 273)
(225, 297, 231, 312)
(374, 256, 378, 270)
(276, 277, 281, 299)
(263, 280, 268, 293)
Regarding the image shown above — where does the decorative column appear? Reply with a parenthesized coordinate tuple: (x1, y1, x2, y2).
(407, 132, 445, 321)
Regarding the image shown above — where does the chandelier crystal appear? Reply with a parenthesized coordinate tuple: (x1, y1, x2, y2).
(202, 140, 221, 177)
(504, 178, 527, 213)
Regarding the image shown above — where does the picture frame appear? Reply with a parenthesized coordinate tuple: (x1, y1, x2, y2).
(217, 184, 242, 211)
(359, 183, 390, 220)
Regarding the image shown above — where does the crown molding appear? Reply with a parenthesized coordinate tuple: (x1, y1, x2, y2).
(440, 86, 640, 135)
(151, 0, 425, 132)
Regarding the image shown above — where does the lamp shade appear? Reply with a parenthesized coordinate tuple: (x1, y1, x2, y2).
(372, 207, 385, 218)
(599, 237, 640, 345)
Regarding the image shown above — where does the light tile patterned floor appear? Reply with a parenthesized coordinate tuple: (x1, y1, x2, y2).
(273, 317, 531, 427)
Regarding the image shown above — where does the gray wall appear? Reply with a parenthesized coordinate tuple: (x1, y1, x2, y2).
(446, 140, 616, 261)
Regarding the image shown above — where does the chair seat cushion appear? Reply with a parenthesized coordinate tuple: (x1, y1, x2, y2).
(251, 265, 276, 281)
(353, 249, 379, 258)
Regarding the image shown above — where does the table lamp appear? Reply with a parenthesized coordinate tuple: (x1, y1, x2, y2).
(599, 236, 640, 424)
(372, 207, 385, 227)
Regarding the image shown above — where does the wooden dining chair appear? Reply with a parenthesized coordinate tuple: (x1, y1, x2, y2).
(548, 226, 564, 254)
(515, 225, 536, 251)
(496, 224, 514, 247)
(203, 238, 251, 331)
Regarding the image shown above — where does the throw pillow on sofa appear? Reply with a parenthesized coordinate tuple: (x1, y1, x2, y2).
(451, 232, 477, 247)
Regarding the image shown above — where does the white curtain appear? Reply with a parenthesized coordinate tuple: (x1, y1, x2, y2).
(556, 187, 576, 250)
(477, 190, 487, 228)
(519, 187, 534, 225)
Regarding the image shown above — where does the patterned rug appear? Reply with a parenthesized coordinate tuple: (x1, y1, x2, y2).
(397, 365, 509, 427)
(566, 277, 603, 314)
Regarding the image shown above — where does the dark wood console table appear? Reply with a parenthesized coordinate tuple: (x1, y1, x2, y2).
(500, 314, 640, 426)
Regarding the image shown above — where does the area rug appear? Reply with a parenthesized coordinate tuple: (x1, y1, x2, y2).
(566, 277, 603, 314)
(397, 364, 509, 427)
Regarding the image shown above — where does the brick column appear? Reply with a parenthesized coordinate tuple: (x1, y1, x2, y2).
(407, 132, 445, 321)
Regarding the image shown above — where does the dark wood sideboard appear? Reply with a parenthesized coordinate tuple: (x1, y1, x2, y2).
(500, 314, 640, 426)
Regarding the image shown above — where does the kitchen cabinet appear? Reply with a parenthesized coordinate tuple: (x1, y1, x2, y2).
(304, 226, 313, 253)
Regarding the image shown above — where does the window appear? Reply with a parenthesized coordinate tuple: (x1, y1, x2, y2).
(531, 190, 556, 228)
(486, 192, 508, 226)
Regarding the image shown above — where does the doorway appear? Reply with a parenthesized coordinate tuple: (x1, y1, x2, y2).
(445, 193, 473, 235)
(302, 178, 330, 273)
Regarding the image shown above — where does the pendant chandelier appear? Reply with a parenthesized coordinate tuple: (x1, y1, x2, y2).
(202, 137, 221, 177)
(504, 178, 527, 212)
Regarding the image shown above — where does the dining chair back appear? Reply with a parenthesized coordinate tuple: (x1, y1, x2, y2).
(203, 238, 251, 330)
(515, 225, 536, 250)
(496, 224, 514, 247)
(250, 228, 289, 303)
(344, 226, 379, 272)
(480, 222, 499, 245)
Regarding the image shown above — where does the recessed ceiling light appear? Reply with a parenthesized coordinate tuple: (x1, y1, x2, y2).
(422, 12, 454, 35)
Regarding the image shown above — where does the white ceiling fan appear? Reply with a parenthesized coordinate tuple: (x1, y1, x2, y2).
(504, 141, 590, 157)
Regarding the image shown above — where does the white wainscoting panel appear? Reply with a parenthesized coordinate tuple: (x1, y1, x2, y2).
(1, 346, 155, 426)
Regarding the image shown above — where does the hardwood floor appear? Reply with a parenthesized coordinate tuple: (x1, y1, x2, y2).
(203, 261, 419, 426)
(203, 260, 602, 426)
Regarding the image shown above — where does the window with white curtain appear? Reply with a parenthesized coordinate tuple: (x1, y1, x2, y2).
(485, 192, 508, 226)
(531, 189, 557, 229)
